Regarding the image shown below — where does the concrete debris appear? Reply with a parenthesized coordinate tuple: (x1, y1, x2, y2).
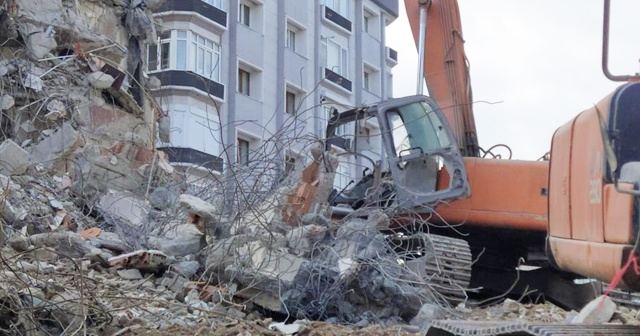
(117, 268, 143, 280)
(179, 194, 222, 235)
(572, 295, 616, 324)
(0, 94, 14, 110)
(0, 139, 31, 175)
(87, 71, 116, 89)
(25, 31, 57, 60)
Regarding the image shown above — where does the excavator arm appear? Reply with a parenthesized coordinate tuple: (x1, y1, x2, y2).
(405, 0, 479, 157)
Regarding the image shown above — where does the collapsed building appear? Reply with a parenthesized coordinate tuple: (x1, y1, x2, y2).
(0, 0, 465, 335)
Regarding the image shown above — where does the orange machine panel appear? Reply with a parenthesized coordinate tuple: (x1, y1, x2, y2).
(603, 183, 635, 244)
(434, 157, 548, 231)
(548, 120, 574, 238)
(548, 236, 628, 287)
(568, 107, 606, 242)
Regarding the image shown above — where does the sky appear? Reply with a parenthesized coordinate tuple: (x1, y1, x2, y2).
(387, 0, 640, 160)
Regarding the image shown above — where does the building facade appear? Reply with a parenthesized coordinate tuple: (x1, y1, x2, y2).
(150, 0, 399, 188)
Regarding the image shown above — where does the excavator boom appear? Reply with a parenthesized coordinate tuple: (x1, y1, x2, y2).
(405, 0, 479, 157)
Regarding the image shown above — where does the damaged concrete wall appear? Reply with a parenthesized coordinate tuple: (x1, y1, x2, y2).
(0, 0, 163, 203)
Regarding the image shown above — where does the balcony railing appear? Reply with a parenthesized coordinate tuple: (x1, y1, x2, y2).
(324, 68, 352, 92)
(323, 6, 352, 33)
(154, 70, 225, 101)
(158, 0, 227, 28)
(158, 147, 224, 172)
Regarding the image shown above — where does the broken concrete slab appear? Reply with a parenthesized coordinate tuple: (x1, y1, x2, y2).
(179, 194, 222, 235)
(28, 123, 80, 169)
(98, 191, 149, 227)
(87, 71, 116, 89)
(285, 224, 327, 255)
(25, 31, 57, 60)
(0, 139, 31, 176)
(117, 268, 143, 280)
(572, 295, 616, 324)
(28, 232, 93, 258)
(0, 94, 14, 110)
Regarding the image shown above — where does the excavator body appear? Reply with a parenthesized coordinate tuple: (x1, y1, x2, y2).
(547, 82, 640, 290)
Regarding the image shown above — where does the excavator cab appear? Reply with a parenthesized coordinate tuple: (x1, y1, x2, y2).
(547, 82, 640, 290)
(326, 95, 469, 213)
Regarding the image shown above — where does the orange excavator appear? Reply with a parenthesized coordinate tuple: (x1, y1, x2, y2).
(402, 0, 640, 302)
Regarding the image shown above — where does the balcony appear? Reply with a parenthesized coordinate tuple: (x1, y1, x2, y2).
(370, 0, 399, 17)
(157, 0, 227, 29)
(386, 47, 398, 66)
(324, 68, 352, 92)
(154, 70, 225, 101)
(159, 147, 224, 172)
(322, 6, 351, 33)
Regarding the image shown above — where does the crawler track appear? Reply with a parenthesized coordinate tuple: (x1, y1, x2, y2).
(426, 320, 640, 335)
(426, 235, 473, 303)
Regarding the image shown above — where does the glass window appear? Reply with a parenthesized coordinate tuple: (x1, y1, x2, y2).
(203, 0, 222, 9)
(146, 30, 221, 82)
(363, 71, 370, 91)
(363, 15, 369, 33)
(286, 29, 296, 51)
(386, 101, 452, 157)
(285, 91, 296, 115)
(324, 0, 348, 17)
(321, 38, 348, 78)
(238, 69, 251, 95)
(239, 3, 251, 26)
(334, 163, 351, 189)
(238, 138, 250, 165)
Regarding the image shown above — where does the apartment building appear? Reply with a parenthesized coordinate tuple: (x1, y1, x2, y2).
(150, 0, 399, 188)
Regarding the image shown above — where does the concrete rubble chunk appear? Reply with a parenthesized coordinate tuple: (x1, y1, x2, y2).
(99, 191, 149, 227)
(0, 94, 14, 110)
(28, 232, 93, 258)
(179, 194, 222, 235)
(572, 295, 616, 324)
(409, 303, 446, 333)
(108, 249, 169, 272)
(25, 31, 57, 60)
(150, 224, 205, 258)
(87, 71, 116, 89)
(117, 268, 143, 280)
(28, 123, 80, 168)
(0, 139, 31, 175)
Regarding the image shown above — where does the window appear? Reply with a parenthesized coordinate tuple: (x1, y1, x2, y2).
(238, 69, 250, 96)
(363, 71, 370, 91)
(147, 32, 170, 71)
(363, 9, 379, 37)
(203, 0, 222, 9)
(286, 28, 296, 51)
(324, 0, 348, 18)
(192, 32, 221, 80)
(363, 15, 370, 33)
(285, 91, 296, 115)
(321, 37, 348, 78)
(238, 138, 250, 165)
(146, 30, 222, 82)
(239, 2, 251, 27)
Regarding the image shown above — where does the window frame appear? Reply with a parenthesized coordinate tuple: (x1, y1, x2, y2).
(286, 28, 296, 52)
(285, 91, 297, 115)
(321, 36, 349, 78)
(146, 30, 222, 83)
(238, 68, 251, 96)
(203, 0, 222, 9)
(239, 2, 251, 27)
(237, 138, 250, 166)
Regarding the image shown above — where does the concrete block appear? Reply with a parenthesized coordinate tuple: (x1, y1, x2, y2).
(98, 191, 149, 227)
(87, 71, 115, 89)
(28, 123, 80, 168)
(0, 139, 30, 175)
